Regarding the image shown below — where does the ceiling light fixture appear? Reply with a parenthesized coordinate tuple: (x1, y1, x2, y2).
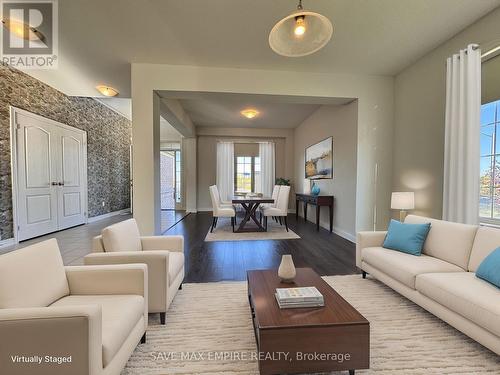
(96, 85, 119, 97)
(269, 0, 333, 57)
(1, 18, 45, 41)
(241, 109, 259, 119)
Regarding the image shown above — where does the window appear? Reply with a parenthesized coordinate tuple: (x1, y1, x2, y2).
(480, 100, 500, 223)
(235, 156, 260, 193)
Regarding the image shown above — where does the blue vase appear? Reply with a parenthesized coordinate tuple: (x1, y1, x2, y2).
(311, 182, 320, 196)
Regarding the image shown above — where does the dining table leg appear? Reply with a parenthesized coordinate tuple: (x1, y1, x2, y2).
(235, 202, 267, 232)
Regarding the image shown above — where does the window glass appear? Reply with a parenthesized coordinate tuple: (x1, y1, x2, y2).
(480, 100, 500, 223)
(481, 102, 496, 125)
(480, 124, 495, 156)
(235, 155, 260, 193)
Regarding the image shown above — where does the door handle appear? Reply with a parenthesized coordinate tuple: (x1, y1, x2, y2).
(51, 182, 58, 186)
(58, 182, 65, 186)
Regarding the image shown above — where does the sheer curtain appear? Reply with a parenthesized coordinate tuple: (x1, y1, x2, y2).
(216, 142, 234, 202)
(443, 44, 481, 224)
(259, 142, 275, 197)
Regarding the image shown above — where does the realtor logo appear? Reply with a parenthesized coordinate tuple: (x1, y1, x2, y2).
(0, 0, 58, 69)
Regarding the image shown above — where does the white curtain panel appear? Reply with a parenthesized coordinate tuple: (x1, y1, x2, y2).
(259, 142, 275, 197)
(216, 141, 234, 202)
(443, 44, 481, 224)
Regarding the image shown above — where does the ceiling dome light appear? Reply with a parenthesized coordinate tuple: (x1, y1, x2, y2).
(96, 85, 119, 97)
(241, 109, 259, 119)
(269, 0, 333, 57)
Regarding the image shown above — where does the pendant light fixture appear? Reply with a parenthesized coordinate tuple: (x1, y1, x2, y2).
(269, 0, 333, 57)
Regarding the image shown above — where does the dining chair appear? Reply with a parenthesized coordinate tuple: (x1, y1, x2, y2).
(209, 185, 236, 232)
(260, 185, 280, 222)
(262, 185, 291, 231)
(213, 185, 233, 208)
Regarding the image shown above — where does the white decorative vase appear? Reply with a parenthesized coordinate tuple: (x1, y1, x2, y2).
(278, 255, 296, 283)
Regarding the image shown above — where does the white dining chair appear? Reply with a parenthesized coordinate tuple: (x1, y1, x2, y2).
(260, 185, 280, 222)
(262, 185, 290, 231)
(213, 185, 233, 208)
(209, 185, 236, 232)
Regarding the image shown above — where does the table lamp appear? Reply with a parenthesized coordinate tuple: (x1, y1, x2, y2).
(391, 192, 415, 222)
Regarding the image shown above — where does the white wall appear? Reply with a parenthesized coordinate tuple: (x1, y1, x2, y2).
(393, 7, 500, 219)
(294, 102, 358, 240)
(131, 63, 394, 235)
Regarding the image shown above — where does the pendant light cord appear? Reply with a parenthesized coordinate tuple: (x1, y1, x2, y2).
(297, 0, 303, 11)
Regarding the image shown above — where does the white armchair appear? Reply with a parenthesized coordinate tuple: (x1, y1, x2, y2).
(84, 218, 184, 325)
(0, 239, 147, 375)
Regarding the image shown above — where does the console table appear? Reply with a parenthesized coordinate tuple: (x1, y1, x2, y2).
(295, 193, 334, 232)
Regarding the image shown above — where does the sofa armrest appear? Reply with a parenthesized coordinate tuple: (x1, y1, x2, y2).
(65, 264, 147, 299)
(141, 235, 184, 252)
(84, 251, 169, 304)
(66, 264, 148, 328)
(0, 305, 102, 375)
(356, 231, 387, 269)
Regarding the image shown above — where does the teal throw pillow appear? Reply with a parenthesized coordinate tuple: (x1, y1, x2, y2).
(383, 219, 431, 256)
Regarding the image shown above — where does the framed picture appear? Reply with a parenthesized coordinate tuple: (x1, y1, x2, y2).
(305, 136, 333, 179)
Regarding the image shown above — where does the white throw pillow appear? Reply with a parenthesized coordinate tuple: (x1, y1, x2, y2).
(102, 219, 142, 252)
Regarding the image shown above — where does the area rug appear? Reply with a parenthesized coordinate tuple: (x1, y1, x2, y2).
(204, 217, 300, 242)
(122, 275, 500, 374)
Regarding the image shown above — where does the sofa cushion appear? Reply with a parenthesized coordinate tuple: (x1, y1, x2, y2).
(469, 226, 500, 272)
(362, 247, 463, 289)
(383, 219, 431, 255)
(416, 272, 500, 337)
(404, 215, 477, 269)
(168, 252, 185, 285)
(51, 294, 144, 367)
(476, 248, 500, 288)
(0, 239, 69, 308)
(102, 219, 142, 252)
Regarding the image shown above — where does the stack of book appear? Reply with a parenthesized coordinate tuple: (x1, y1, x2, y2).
(275, 286, 324, 309)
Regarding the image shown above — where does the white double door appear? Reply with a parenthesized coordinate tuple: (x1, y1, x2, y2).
(14, 108, 87, 241)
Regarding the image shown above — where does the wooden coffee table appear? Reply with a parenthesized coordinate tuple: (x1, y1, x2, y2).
(247, 268, 369, 375)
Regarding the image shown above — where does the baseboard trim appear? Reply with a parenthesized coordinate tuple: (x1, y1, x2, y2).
(297, 214, 355, 243)
(0, 238, 15, 249)
(333, 228, 356, 243)
(87, 209, 130, 223)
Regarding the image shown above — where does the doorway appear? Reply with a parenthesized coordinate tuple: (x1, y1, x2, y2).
(160, 144, 184, 233)
(11, 107, 88, 241)
(160, 148, 181, 210)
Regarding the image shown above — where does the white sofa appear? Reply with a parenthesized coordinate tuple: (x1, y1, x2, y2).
(85, 219, 184, 325)
(357, 215, 500, 355)
(0, 239, 148, 375)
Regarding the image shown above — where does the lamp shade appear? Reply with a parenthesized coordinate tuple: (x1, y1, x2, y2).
(269, 10, 333, 57)
(391, 192, 415, 210)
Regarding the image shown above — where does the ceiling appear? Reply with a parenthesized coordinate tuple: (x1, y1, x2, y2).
(157, 92, 354, 129)
(160, 117, 182, 141)
(25, 0, 500, 98)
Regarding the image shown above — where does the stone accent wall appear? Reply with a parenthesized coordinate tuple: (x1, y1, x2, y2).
(0, 63, 131, 240)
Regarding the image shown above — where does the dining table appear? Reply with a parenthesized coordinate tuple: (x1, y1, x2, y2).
(231, 195, 274, 233)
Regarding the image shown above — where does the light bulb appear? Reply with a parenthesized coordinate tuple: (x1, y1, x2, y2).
(294, 16, 306, 36)
(240, 109, 259, 119)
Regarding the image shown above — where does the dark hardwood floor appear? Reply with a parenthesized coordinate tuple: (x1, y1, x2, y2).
(165, 211, 358, 282)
